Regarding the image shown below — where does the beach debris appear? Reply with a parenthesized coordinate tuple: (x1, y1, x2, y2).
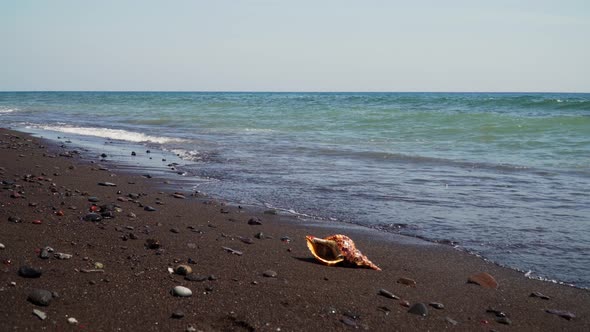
(397, 277, 417, 287)
(545, 309, 576, 320)
(248, 217, 262, 225)
(262, 270, 278, 278)
(305, 234, 381, 270)
(429, 302, 445, 310)
(222, 246, 243, 256)
(530, 291, 551, 300)
(175, 265, 192, 276)
(378, 288, 399, 299)
(468, 272, 498, 289)
(67, 317, 79, 325)
(98, 182, 117, 187)
(408, 303, 428, 316)
(18, 266, 42, 278)
(28, 289, 53, 306)
(32, 309, 47, 320)
(145, 239, 161, 249)
(172, 286, 192, 297)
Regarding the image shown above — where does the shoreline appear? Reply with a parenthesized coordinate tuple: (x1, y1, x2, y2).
(1, 127, 588, 331)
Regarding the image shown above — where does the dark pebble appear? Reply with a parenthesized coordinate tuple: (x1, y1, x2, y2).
(171, 311, 184, 319)
(18, 266, 42, 278)
(144, 206, 156, 212)
(128, 193, 140, 199)
(131, 151, 136, 156)
(530, 292, 551, 300)
(248, 218, 262, 225)
(185, 275, 208, 282)
(340, 316, 357, 327)
(254, 232, 264, 239)
(262, 270, 278, 278)
(88, 197, 100, 203)
(378, 288, 399, 299)
(545, 309, 576, 320)
(145, 239, 161, 249)
(170, 228, 180, 234)
(28, 289, 53, 306)
(83, 213, 102, 222)
(497, 317, 512, 325)
(8, 216, 22, 223)
(408, 303, 428, 316)
(429, 302, 444, 310)
(100, 153, 107, 158)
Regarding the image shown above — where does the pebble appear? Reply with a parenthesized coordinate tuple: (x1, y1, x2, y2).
(408, 303, 428, 316)
(88, 196, 100, 203)
(144, 206, 157, 212)
(55, 253, 73, 260)
(28, 289, 53, 306)
(429, 302, 445, 310)
(171, 311, 185, 319)
(468, 272, 498, 289)
(67, 317, 79, 325)
(378, 288, 399, 299)
(545, 309, 576, 320)
(172, 193, 186, 199)
(497, 317, 512, 325)
(263, 270, 278, 278)
(131, 151, 136, 156)
(170, 228, 180, 234)
(185, 275, 208, 282)
(530, 291, 551, 300)
(254, 232, 264, 239)
(94, 262, 104, 269)
(145, 239, 161, 249)
(172, 286, 192, 297)
(397, 277, 417, 287)
(445, 317, 458, 325)
(39, 247, 52, 259)
(8, 216, 22, 223)
(98, 182, 117, 187)
(18, 266, 42, 278)
(186, 326, 197, 332)
(83, 213, 102, 222)
(175, 265, 192, 276)
(0, 243, 4, 250)
(32, 309, 47, 320)
(248, 217, 262, 225)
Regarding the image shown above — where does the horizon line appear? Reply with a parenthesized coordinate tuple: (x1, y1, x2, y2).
(1, 90, 589, 94)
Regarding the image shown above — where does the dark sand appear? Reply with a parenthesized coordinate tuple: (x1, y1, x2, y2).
(0, 128, 588, 331)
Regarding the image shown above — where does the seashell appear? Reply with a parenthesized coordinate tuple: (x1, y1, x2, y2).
(305, 234, 381, 271)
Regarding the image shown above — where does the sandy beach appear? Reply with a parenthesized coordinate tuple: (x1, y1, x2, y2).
(0, 127, 588, 331)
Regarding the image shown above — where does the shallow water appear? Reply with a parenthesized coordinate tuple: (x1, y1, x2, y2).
(1, 91, 589, 288)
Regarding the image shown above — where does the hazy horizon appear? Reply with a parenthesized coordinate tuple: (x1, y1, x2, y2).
(1, 1, 589, 92)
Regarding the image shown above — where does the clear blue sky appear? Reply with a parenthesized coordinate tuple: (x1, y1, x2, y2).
(1, 0, 588, 92)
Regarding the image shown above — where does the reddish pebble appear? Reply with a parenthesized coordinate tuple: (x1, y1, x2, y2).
(55, 210, 64, 216)
(90, 205, 99, 212)
(480, 320, 489, 325)
(32, 220, 42, 224)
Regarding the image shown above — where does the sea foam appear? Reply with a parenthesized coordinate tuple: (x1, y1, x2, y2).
(28, 125, 186, 144)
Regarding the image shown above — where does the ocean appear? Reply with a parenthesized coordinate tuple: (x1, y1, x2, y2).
(1, 91, 589, 288)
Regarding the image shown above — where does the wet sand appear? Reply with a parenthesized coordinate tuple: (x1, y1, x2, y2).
(0, 128, 588, 331)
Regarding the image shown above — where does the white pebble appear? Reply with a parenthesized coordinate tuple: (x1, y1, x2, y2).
(32, 309, 47, 320)
(172, 286, 192, 297)
(67, 317, 79, 325)
(0, 243, 5, 249)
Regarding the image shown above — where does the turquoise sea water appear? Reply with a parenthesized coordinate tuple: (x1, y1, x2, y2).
(1, 92, 589, 287)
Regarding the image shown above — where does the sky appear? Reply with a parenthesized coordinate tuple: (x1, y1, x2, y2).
(1, 0, 589, 92)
